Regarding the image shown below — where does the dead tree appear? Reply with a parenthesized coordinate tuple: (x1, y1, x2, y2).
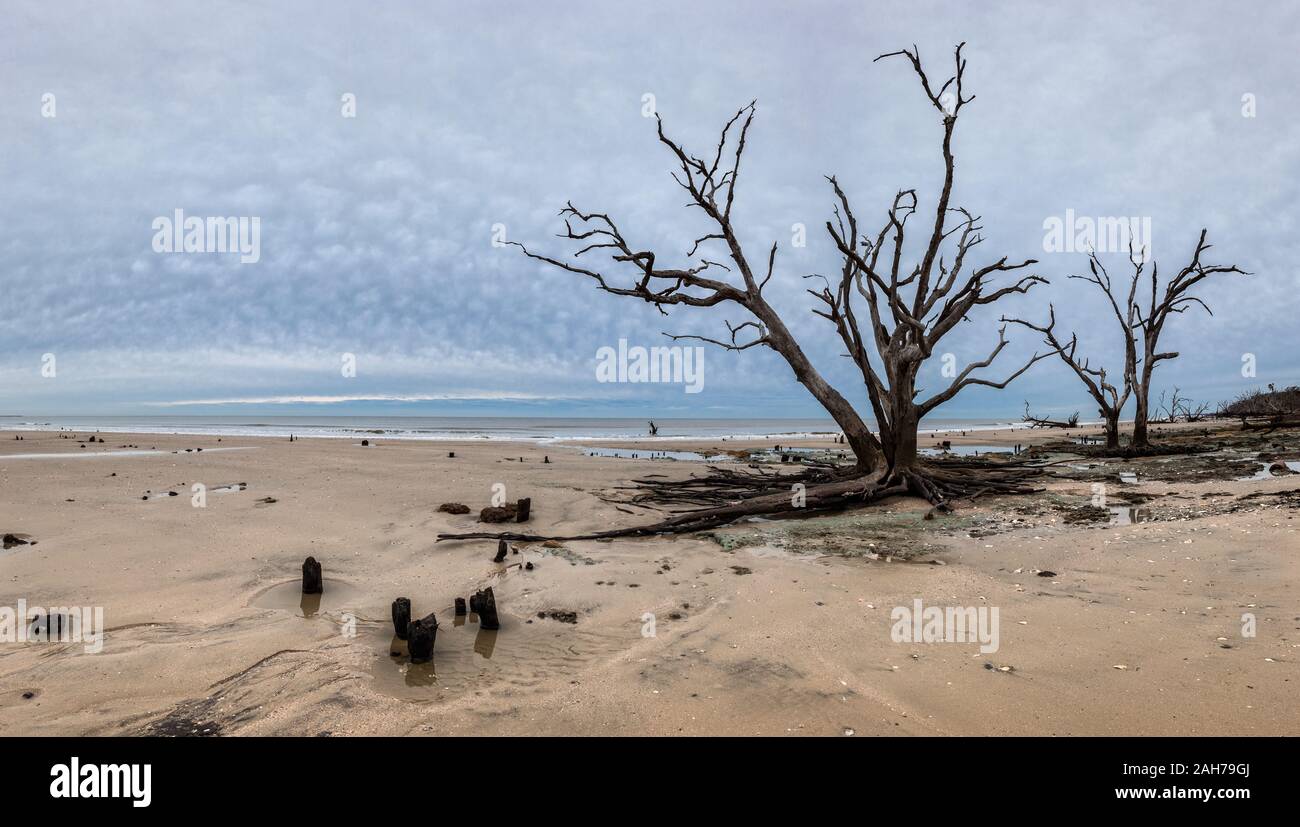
(1127, 231, 1245, 447)
(1185, 401, 1212, 422)
(443, 43, 1048, 542)
(1220, 385, 1300, 430)
(1020, 399, 1080, 430)
(1010, 234, 1242, 449)
(817, 43, 1050, 496)
(505, 102, 883, 471)
(1005, 304, 1132, 449)
(1159, 387, 1210, 423)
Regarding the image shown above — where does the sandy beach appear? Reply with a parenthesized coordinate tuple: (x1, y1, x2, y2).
(1, 421, 1296, 737)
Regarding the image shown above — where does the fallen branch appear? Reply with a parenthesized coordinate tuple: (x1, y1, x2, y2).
(1022, 401, 1079, 429)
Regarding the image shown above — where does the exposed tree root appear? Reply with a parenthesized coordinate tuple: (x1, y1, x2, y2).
(436, 458, 1044, 543)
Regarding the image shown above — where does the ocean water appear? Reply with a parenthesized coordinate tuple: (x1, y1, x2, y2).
(0, 415, 1030, 442)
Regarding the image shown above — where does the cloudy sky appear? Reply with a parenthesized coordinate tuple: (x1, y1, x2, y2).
(2, 0, 1295, 421)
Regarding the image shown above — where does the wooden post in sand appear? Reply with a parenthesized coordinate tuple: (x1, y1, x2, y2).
(391, 597, 411, 640)
(407, 613, 438, 663)
(302, 557, 323, 594)
(516, 497, 531, 522)
(469, 587, 500, 630)
(454, 597, 467, 616)
(493, 540, 508, 563)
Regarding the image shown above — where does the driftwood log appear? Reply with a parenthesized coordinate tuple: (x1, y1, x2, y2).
(1019, 401, 1079, 429)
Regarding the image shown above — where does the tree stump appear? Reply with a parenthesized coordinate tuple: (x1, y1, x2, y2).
(454, 597, 467, 616)
(516, 497, 531, 522)
(391, 597, 411, 640)
(470, 587, 500, 630)
(302, 557, 323, 594)
(493, 540, 508, 563)
(407, 613, 438, 663)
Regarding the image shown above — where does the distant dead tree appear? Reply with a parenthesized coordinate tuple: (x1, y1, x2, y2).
(1125, 233, 1245, 447)
(1005, 300, 1133, 449)
(1156, 387, 1210, 423)
(1164, 390, 1185, 423)
(1009, 236, 1243, 451)
(441, 43, 1050, 541)
(1220, 385, 1300, 431)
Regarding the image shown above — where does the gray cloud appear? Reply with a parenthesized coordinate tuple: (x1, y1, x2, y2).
(2, 0, 1295, 419)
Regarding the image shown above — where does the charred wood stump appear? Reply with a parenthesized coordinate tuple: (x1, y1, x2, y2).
(391, 597, 411, 640)
(493, 540, 508, 563)
(302, 556, 323, 594)
(454, 597, 467, 616)
(469, 587, 500, 630)
(516, 497, 531, 522)
(407, 613, 439, 663)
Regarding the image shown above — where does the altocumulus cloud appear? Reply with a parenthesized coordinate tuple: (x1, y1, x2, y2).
(0, 0, 1296, 418)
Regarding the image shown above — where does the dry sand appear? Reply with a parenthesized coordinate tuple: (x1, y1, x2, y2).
(0, 422, 1297, 736)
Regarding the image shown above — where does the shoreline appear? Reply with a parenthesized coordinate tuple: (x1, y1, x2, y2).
(0, 416, 1214, 451)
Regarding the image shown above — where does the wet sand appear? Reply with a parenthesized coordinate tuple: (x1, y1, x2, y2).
(0, 424, 1296, 736)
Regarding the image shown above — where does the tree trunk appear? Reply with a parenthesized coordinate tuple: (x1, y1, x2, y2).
(752, 302, 882, 471)
(882, 360, 921, 472)
(889, 403, 921, 471)
(1104, 411, 1120, 450)
(1132, 390, 1150, 448)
